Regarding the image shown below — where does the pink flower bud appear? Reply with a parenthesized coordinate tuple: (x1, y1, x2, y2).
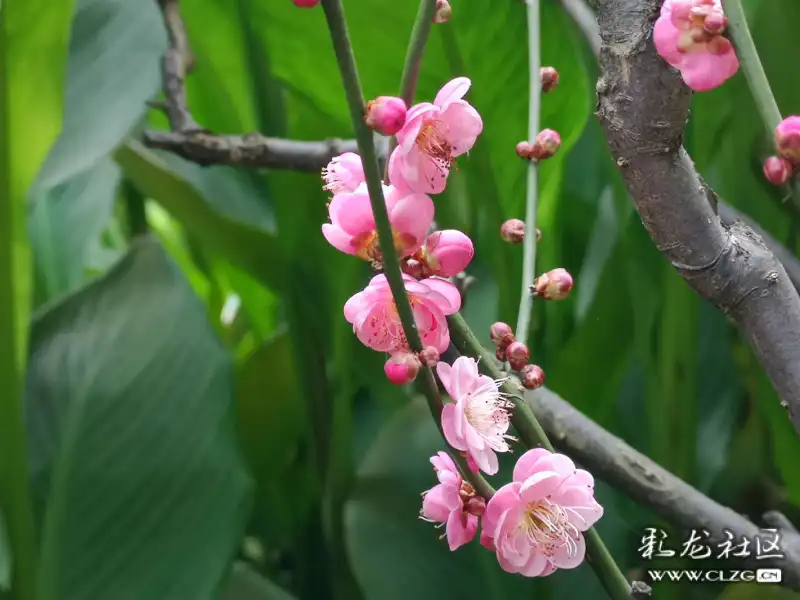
(292, 0, 320, 6)
(763, 156, 793, 186)
(495, 346, 507, 362)
(520, 364, 545, 390)
(418, 346, 440, 368)
(433, 0, 452, 23)
(515, 141, 535, 160)
(422, 230, 474, 277)
(384, 352, 420, 385)
(532, 267, 574, 300)
(775, 116, 800, 163)
(505, 341, 530, 371)
(465, 496, 486, 517)
(365, 96, 408, 136)
(540, 66, 559, 93)
(489, 322, 515, 349)
(501, 219, 525, 244)
(532, 129, 561, 160)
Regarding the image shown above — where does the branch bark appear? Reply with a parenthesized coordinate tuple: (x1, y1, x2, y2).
(594, 0, 800, 435)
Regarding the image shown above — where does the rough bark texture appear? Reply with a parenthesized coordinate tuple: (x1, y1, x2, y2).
(595, 0, 800, 433)
(527, 386, 800, 588)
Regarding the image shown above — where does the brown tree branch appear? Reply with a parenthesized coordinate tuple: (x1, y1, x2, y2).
(594, 0, 800, 434)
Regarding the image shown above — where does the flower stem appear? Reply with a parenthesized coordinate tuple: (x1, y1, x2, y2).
(515, 0, 541, 345)
(320, 0, 492, 502)
(448, 311, 633, 600)
(385, 0, 438, 179)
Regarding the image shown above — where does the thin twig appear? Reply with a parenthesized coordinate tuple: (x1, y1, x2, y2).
(515, 0, 542, 345)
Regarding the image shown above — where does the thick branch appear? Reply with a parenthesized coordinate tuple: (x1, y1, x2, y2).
(527, 385, 800, 588)
(595, 0, 800, 434)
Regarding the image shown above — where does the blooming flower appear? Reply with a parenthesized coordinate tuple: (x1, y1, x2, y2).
(322, 152, 365, 194)
(344, 274, 461, 354)
(391, 77, 483, 194)
(420, 452, 481, 550)
(322, 183, 434, 263)
(436, 356, 514, 475)
(653, 0, 739, 92)
(482, 448, 603, 577)
(413, 230, 474, 278)
(775, 116, 800, 163)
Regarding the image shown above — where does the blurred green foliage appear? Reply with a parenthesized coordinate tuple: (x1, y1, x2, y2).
(2, 0, 800, 598)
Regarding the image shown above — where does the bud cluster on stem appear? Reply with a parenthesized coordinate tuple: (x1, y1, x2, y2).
(765, 116, 800, 186)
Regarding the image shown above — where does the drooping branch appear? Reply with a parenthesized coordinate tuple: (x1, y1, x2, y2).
(594, 0, 800, 435)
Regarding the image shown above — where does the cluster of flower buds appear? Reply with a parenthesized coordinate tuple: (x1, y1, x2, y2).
(531, 267, 573, 301)
(488, 322, 545, 389)
(516, 129, 562, 161)
(764, 116, 800, 186)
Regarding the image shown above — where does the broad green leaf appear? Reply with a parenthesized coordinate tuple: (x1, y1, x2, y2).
(1, 0, 76, 596)
(26, 236, 252, 600)
(222, 563, 299, 600)
(36, 0, 166, 187)
(28, 158, 121, 308)
(116, 142, 284, 291)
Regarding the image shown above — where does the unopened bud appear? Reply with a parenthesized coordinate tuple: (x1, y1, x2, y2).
(418, 346, 440, 368)
(501, 219, 526, 244)
(292, 0, 320, 6)
(490, 322, 515, 349)
(520, 364, 545, 390)
(531, 267, 573, 300)
(775, 116, 800, 163)
(495, 346, 507, 362)
(515, 141, 535, 160)
(384, 352, 420, 385)
(465, 496, 486, 517)
(365, 96, 407, 136)
(763, 156, 793, 186)
(540, 66, 559, 93)
(532, 129, 561, 160)
(505, 341, 530, 371)
(433, 0, 452, 23)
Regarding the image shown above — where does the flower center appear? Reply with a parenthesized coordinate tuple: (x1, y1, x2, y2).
(521, 499, 580, 557)
(353, 231, 418, 265)
(463, 380, 515, 451)
(675, 1, 729, 54)
(416, 120, 454, 167)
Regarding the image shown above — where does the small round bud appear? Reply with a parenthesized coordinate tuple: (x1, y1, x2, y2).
(531, 129, 561, 160)
(501, 218, 526, 244)
(433, 0, 452, 23)
(515, 141, 535, 160)
(418, 346, 440, 368)
(365, 96, 407, 136)
(540, 66, 559, 93)
(490, 322, 515, 349)
(520, 364, 545, 390)
(775, 116, 800, 163)
(465, 496, 486, 517)
(763, 156, 793, 186)
(495, 346, 507, 362)
(505, 341, 530, 371)
(384, 352, 420, 385)
(402, 257, 425, 279)
(292, 0, 320, 6)
(531, 267, 574, 300)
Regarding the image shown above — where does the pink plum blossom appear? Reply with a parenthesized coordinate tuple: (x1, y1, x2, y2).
(391, 77, 483, 194)
(653, 0, 739, 92)
(322, 152, 365, 194)
(344, 274, 461, 354)
(775, 116, 800, 163)
(414, 230, 475, 278)
(322, 183, 434, 262)
(482, 448, 603, 577)
(420, 452, 480, 550)
(436, 356, 514, 475)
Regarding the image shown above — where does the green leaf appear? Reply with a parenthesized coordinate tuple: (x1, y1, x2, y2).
(222, 563, 299, 600)
(36, 0, 166, 187)
(115, 142, 285, 291)
(26, 236, 252, 600)
(1, 0, 76, 596)
(28, 158, 122, 308)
